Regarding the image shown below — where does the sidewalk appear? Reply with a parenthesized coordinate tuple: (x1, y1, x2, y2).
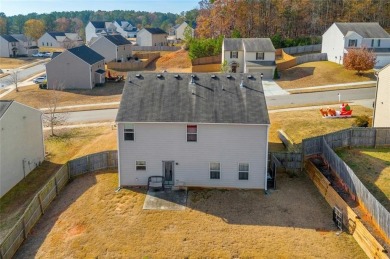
(40, 101, 120, 111)
(287, 81, 376, 92)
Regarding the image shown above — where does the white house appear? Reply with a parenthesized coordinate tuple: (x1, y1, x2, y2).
(222, 38, 276, 78)
(373, 64, 390, 127)
(11, 34, 38, 56)
(85, 21, 119, 45)
(116, 72, 270, 190)
(168, 21, 194, 41)
(46, 45, 105, 90)
(89, 35, 132, 62)
(37, 32, 83, 49)
(0, 35, 20, 57)
(136, 28, 168, 46)
(0, 101, 45, 197)
(113, 20, 138, 38)
(321, 22, 390, 68)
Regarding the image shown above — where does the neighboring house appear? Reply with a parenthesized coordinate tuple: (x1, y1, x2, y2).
(85, 21, 119, 44)
(321, 22, 390, 68)
(0, 100, 44, 197)
(113, 20, 138, 38)
(136, 28, 168, 46)
(46, 45, 105, 90)
(116, 72, 270, 190)
(0, 35, 20, 57)
(37, 32, 84, 49)
(373, 64, 390, 127)
(222, 38, 276, 78)
(10, 34, 39, 56)
(89, 35, 132, 62)
(168, 21, 194, 41)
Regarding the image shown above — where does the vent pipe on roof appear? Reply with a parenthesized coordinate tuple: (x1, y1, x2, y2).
(240, 78, 244, 89)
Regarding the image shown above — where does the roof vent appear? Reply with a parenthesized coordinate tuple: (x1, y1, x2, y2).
(211, 74, 216, 79)
(157, 74, 163, 79)
(227, 74, 232, 79)
(191, 74, 196, 78)
(247, 74, 253, 79)
(240, 78, 245, 89)
(190, 76, 195, 85)
(174, 74, 180, 79)
(222, 85, 225, 91)
(191, 89, 195, 95)
(135, 74, 141, 78)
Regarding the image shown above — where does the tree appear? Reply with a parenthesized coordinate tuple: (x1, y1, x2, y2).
(43, 86, 68, 136)
(343, 47, 376, 75)
(8, 70, 20, 92)
(0, 16, 7, 34)
(24, 19, 45, 41)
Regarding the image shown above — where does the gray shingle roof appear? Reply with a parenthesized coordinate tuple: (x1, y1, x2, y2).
(116, 72, 269, 124)
(223, 38, 243, 51)
(243, 38, 276, 52)
(90, 21, 107, 28)
(335, 23, 390, 38)
(68, 45, 104, 65)
(143, 28, 167, 34)
(1, 35, 18, 42)
(0, 100, 13, 118)
(48, 32, 66, 39)
(104, 35, 131, 46)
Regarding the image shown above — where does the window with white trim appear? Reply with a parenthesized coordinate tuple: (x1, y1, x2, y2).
(256, 52, 264, 60)
(238, 163, 249, 180)
(136, 161, 146, 170)
(230, 51, 238, 58)
(124, 124, 134, 141)
(187, 124, 197, 142)
(210, 162, 220, 179)
(348, 39, 357, 47)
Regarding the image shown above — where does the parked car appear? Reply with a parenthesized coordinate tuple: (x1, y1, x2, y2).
(43, 52, 52, 57)
(33, 75, 47, 84)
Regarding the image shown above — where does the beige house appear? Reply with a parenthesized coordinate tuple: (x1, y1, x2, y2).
(222, 38, 276, 78)
(373, 64, 390, 127)
(136, 28, 167, 46)
(0, 34, 38, 57)
(168, 21, 194, 41)
(0, 101, 44, 197)
(38, 32, 83, 49)
(46, 45, 105, 90)
(89, 35, 132, 62)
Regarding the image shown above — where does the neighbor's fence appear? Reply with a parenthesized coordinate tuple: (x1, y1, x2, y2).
(132, 46, 180, 52)
(302, 127, 390, 242)
(283, 44, 322, 55)
(0, 151, 118, 259)
(296, 53, 327, 65)
(191, 55, 222, 66)
(107, 52, 160, 71)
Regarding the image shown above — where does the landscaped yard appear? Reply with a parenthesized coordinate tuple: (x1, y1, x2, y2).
(276, 61, 376, 89)
(336, 148, 390, 212)
(0, 126, 117, 242)
(15, 170, 365, 258)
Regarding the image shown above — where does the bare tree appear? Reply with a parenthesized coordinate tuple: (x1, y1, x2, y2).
(9, 70, 20, 92)
(42, 85, 68, 136)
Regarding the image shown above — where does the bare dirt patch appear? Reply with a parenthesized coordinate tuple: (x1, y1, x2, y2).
(277, 61, 375, 89)
(15, 171, 365, 258)
(144, 49, 192, 72)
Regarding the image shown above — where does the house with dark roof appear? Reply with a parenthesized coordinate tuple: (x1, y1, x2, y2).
(0, 35, 20, 57)
(37, 32, 83, 49)
(116, 72, 270, 189)
(89, 35, 132, 62)
(113, 20, 138, 38)
(322, 22, 390, 68)
(10, 34, 38, 56)
(85, 21, 119, 44)
(136, 28, 168, 46)
(46, 45, 105, 89)
(0, 100, 44, 197)
(222, 38, 276, 78)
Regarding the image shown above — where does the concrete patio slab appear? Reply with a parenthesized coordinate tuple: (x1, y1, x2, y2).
(143, 188, 187, 211)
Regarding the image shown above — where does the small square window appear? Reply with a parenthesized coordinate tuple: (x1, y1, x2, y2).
(256, 52, 264, 60)
(348, 39, 357, 47)
(187, 125, 197, 142)
(210, 162, 220, 179)
(230, 51, 238, 58)
(124, 124, 134, 141)
(136, 161, 146, 170)
(239, 163, 249, 180)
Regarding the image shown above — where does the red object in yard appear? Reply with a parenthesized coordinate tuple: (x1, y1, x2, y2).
(107, 70, 111, 78)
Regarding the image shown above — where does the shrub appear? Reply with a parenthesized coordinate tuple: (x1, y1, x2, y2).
(353, 115, 370, 127)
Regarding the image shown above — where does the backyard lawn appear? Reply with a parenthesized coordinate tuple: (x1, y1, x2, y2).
(15, 170, 366, 258)
(276, 61, 376, 89)
(336, 148, 390, 212)
(0, 57, 41, 69)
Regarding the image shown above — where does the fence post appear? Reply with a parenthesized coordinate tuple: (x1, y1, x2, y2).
(54, 175, 59, 196)
(37, 194, 44, 215)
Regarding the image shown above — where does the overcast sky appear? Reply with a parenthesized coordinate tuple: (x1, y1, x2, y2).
(0, 0, 200, 16)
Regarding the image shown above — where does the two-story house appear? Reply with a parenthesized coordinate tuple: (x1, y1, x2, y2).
(0, 35, 20, 57)
(322, 22, 390, 68)
(85, 21, 119, 45)
(222, 38, 276, 78)
(89, 35, 132, 62)
(136, 28, 168, 46)
(37, 32, 84, 49)
(46, 45, 105, 90)
(113, 20, 138, 38)
(116, 72, 270, 190)
(10, 34, 38, 56)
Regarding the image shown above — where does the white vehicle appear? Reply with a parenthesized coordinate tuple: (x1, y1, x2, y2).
(33, 75, 47, 84)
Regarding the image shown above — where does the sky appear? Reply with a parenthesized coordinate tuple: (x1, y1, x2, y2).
(0, 0, 200, 16)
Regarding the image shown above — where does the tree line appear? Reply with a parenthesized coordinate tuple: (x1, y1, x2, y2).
(195, 0, 390, 47)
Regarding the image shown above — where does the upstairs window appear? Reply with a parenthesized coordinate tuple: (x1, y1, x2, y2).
(238, 163, 249, 180)
(124, 124, 134, 141)
(210, 162, 220, 179)
(348, 39, 357, 47)
(256, 52, 264, 60)
(187, 125, 197, 142)
(230, 51, 238, 58)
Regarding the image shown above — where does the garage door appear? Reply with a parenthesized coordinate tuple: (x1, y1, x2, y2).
(246, 68, 273, 79)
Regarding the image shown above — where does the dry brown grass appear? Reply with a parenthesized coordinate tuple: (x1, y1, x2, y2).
(15, 171, 365, 258)
(0, 126, 117, 242)
(145, 49, 192, 72)
(0, 57, 40, 69)
(287, 83, 376, 94)
(277, 61, 376, 89)
(0, 83, 123, 109)
(336, 148, 390, 212)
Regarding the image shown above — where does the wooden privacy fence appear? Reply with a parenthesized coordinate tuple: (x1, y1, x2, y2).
(282, 44, 322, 55)
(191, 55, 221, 66)
(132, 46, 180, 52)
(0, 151, 118, 259)
(107, 53, 160, 71)
(302, 127, 390, 242)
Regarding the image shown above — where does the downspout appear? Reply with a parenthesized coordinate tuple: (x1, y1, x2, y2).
(372, 72, 379, 127)
(117, 122, 121, 188)
(264, 124, 270, 191)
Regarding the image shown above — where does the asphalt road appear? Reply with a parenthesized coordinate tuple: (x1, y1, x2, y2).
(0, 62, 46, 88)
(65, 87, 376, 123)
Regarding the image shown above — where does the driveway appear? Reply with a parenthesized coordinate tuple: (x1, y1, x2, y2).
(262, 79, 289, 96)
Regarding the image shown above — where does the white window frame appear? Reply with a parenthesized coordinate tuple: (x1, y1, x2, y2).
(135, 161, 146, 171)
(348, 39, 357, 47)
(186, 124, 197, 142)
(230, 51, 238, 58)
(238, 162, 249, 180)
(256, 52, 264, 60)
(210, 162, 221, 179)
(124, 124, 135, 141)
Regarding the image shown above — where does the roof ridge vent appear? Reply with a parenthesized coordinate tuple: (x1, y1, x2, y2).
(157, 74, 163, 79)
(227, 74, 232, 79)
